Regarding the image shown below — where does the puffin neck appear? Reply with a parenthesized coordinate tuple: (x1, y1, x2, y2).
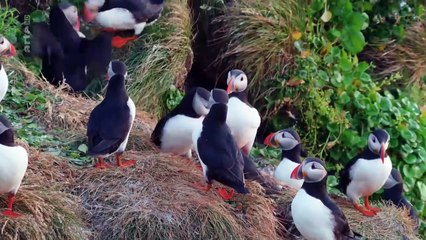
(230, 89, 249, 103)
(282, 144, 302, 163)
(362, 147, 387, 160)
(0, 129, 15, 147)
(301, 176, 328, 200)
(105, 76, 127, 101)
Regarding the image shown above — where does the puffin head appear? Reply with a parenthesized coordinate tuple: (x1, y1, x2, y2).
(264, 129, 307, 156)
(107, 60, 128, 81)
(59, 2, 80, 31)
(367, 129, 390, 164)
(192, 87, 211, 116)
(206, 102, 228, 123)
(226, 69, 248, 94)
(84, 0, 105, 22)
(208, 88, 229, 108)
(383, 168, 403, 190)
(290, 157, 327, 183)
(0, 36, 16, 58)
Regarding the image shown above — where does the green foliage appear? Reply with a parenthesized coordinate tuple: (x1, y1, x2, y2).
(162, 85, 184, 112)
(0, 7, 21, 43)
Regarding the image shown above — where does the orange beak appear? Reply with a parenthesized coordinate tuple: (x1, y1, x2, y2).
(381, 143, 385, 164)
(290, 164, 301, 179)
(226, 78, 234, 94)
(83, 4, 96, 22)
(2, 43, 16, 58)
(75, 17, 81, 31)
(264, 132, 276, 146)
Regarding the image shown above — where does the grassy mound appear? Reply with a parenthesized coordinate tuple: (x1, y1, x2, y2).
(0, 148, 88, 240)
(72, 150, 279, 240)
(126, 0, 193, 118)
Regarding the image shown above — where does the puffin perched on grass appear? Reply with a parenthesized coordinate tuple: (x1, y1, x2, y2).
(0, 35, 16, 103)
(87, 60, 136, 169)
(383, 168, 419, 231)
(83, 0, 164, 48)
(339, 129, 392, 217)
(225, 69, 260, 156)
(0, 115, 28, 217)
(291, 158, 362, 240)
(264, 128, 307, 189)
(151, 88, 228, 159)
(192, 103, 249, 200)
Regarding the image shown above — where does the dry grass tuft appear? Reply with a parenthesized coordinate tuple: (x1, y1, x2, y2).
(360, 21, 426, 86)
(212, 0, 306, 107)
(0, 148, 88, 240)
(127, 0, 193, 118)
(73, 150, 280, 240)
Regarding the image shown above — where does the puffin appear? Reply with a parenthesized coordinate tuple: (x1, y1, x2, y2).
(30, 4, 112, 91)
(0, 115, 28, 217)
(290, 158, 362, 240)
(264, 128, 307, 189)
(383, 168, 419, 231)
(58, 1, 85, 37)
(83, 0, 164, 48)
(151, 88, 228, 159)
(339, 129, 392, 217)
(192, 103, 249, 200)
(0, 35, 16, 103)
(87, 60, 136, 168)
(225, 69, 261, 156)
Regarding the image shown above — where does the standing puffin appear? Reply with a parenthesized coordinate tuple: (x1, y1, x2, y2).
(0, 115, 28, 217)
(192, 103, 249, 200)
(264, 128, 307, 189)
(0, 36, 17, 103)
(87, 60, 136, 168)
(383, 168, 419, 231)
(291, 158, 361, 240)
(83, 0, 164, 48)
(225, 69, 261, 156)
(339, 129, 392, 217)
(151, 88, 228, 158)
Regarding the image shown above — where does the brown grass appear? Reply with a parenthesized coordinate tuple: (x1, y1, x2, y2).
(360, 21, 426, 86)
(72, 150, 280, 240)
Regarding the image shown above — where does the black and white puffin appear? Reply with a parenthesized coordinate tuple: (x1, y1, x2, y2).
(0, 36, 16, 103)
(383, 168, 419, 231)
(339, 129, 392, 216)
(0, 115, 28, 217)
(151, 88, 228, 159)
(225, 69, 261, 156)
(291, 158, 361, 240)
(264, 128, 307, 189)
(30, 4, 112, 91)
(87, 60, 136, 168)
(83, 0, 164, 48)
(58, 1, 84, 37)
(192, 102, 249, 200)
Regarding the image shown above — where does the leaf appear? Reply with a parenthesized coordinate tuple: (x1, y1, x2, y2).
(404, 154, 417, 164)
(400, 129, 416, 141)
(341, 27, 366, 54)
(347, 12, 365, 31)
(340, 58, 352, 71)
(78, 144, 88, 153)
(416, 182, 426, 201)
(287, 78, 305, 87)
(379, 97, 392, 111)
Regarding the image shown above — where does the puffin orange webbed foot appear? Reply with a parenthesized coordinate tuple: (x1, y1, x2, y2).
(112, 36, 137, 48)
(2, 209, 21, 218)
(354, 203, 376, 217)
(217, 188, 235, 201)
(364, 197, 380, 213)
(192, 182, 212, 192)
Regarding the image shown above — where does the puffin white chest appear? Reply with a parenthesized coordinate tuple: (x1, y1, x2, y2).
(115, 97, 136, 153)
(0, 65, 9, 102)
(274, 158, 303, 189)
(96, 8, 145, 34)
(161, 114, 204, 156)
(291, 189, 336, 240)
(347, 156, 392, 199)
(226, 97, 260, 149)
(0, 145, 28, 194)
(191, 126, 208, 181)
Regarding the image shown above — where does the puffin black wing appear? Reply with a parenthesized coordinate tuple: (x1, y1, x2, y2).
(198, 125, 247, 193)
(150, 115, 170, 146)
(49, 5, 81, 52)
(322, 197, 361, 239)
(81, 32, 113, 78)
(338, 157, 358, 194)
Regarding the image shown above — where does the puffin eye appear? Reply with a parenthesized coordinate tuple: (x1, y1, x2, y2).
(372, 137, 376, 143)
(0, 39, 4, 45)
(311, 163, 316, 169)
(240, 76, 243, 81)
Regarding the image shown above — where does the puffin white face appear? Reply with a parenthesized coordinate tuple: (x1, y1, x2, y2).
(207, 88, 229, 108)
(107, 61, 128, 81)
(0, 36, 16, 58)
(84, 0, 105, 22)
(226, 70, 248, 94)
(367, 129, 390, 163)
(291, 158, 327, 183)
(0, 121, 10, 135)
(264, 130, 299, 150)
(193, 90, 210, 116)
